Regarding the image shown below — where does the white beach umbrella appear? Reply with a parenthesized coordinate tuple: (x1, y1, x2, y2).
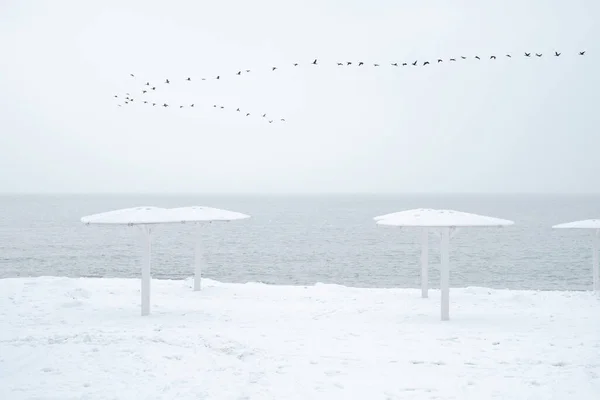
(374, 208, 514, 321)
(553, 219, 600, 293)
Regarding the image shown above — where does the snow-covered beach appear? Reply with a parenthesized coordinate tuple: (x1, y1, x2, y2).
(2, 276, 599, 399)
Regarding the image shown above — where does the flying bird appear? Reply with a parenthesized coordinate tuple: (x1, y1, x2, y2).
(374, 63, 379, 66)
(535, 53, 542, 57)
(216, 76, 220, 79)
(312, 59, 317, 65)
(293, 63, 298, 66)
(423, 61, 430, 65)
(475, 56, 480, 60)
(402, 62, 407, 66)
(180, 106, 184, 108)
(449, 58, 456, 61)
(165, 79, 170, 83)
(117, 104, 121, 107)
(554, 51, 561, 56)
(506, 54, 511, 58)
(220, 106, 224, 109)
(237, 71, 241, 75)
(392, 62, 398, 66)
(437, 59, 443, 63)
(281, 119, 285, 122)
(143, 101, 147, 104)
(358, 62, 364, 66)
(272, 67, 277, 71)
(490, 55, 496, 59)
(190, 104, 194, 107)
(347, 62, 352, 65)
(262, 113, 267, 117)
(246, 70, 250, 72)
(236, 108, 240, 112)
(152, 103, 156, 106)
(163, 103, 168, 107)
(337, 63, 343, 66)
(114, 95, 118, 98)
(152, 87, 156, 90)
(145, 82, 150, 86)
(130, 74, 134, 77)
(524, 52, 531, 57)
(461, 56, 466, 59)
(579, 51, 586, 55)
(269, 120, 273, 123)
(412, 60, 417, 66)
(246, 113, 250, 116)
(187, 77, 191, 81)
(142, 90, 147, 94)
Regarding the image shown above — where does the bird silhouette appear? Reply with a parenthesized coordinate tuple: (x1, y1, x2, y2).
(358, 62, 364, 66)
(118, 104, 122, 107)
(449, 58, 456, 61)
(475, 56, 480, 60)
(281, 119, 285, 122)
(190, 104, 194, 107)
(347, 62, 352, 65)
(187, 77, 191, 81)
(312, 59, 317, 65)
(236, 108, 240, 112)
(152, 103, 156, 106)
(114, 95, 118, 98)
(216, 76, 220, 79)
(535, 53, 542, 57)
(437, 59, 443, 63)
(423, 61, 430, 65)
(180, 106, 184, 108)
(392, 62, 398, 67)
(506, 54, 511, 58)
(125, 101, 128, 104)
(554, 51, 561, 57)
(142, 90, 147, 94)
(412, 60, 417, 66)
(402, 62, 407, 66)
(246, 113, 250, 116)
(143, 101, 148, 104)
(165, 79, 170, 83)
(220, 106, 224, 109)
(525, 52, 531, 57)
(237, 71, 241, 75)
(269, 120, 273, 123)
(272, 67, 277, 71)
(126, 93, 130, 96)
(579, 51, 585, 55)
(145, 82, 150, 86)
(461, 56, 466, 59)
(152, 87, 156, 90)
(130, 74, 135, 77)
(337, 63, 343, 66)
(213, 105, 217, 107)
(374, 63, 380, 66)
(163, 103, 168, 107)
(293, 63, 298, 66)
(262, 113, 266, 117)
(246, 69, 250, 72)
(490, 55, 496, 59)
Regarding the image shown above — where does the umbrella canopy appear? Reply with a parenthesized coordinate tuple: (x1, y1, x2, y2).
(375, 208, 514, 228)
(81, 206, 169, 225)
(553, 219, 600, 229)
(164, 206, 250, 223)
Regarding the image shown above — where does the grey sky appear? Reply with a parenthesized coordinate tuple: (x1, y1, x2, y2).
(0, 0, 598, 194)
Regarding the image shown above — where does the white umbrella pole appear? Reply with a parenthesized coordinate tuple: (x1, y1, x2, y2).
(420, 228, 429, 298)
(440, 227, 450, 321)
(140, 225, 152, 316)
(194, 227, 203, 291)
(593, 229, 599, 293)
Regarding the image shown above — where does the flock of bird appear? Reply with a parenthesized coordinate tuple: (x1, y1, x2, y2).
(115, 50, 587, 123)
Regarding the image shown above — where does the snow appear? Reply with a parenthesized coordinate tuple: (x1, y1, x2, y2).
(553, 219, 600, 229)
(81, 206, 169, 225)
(2, 277, 599, 399)
(81, 206, 250, 225)
(374, 208, 514, 227)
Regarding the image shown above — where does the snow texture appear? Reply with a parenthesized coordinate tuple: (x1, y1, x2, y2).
(553, 219, 600, 229)
(1, 277, 599, 400)
(374, 208, 514, 227)
(81, 206, 250, 225)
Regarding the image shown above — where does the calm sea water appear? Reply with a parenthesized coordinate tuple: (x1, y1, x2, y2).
(0, 194, 598, 290)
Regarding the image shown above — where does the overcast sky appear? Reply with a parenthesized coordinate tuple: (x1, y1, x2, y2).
(0, 0, 598, 194)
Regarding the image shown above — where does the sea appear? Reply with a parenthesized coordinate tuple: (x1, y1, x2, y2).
(0, 194, 598, 291)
